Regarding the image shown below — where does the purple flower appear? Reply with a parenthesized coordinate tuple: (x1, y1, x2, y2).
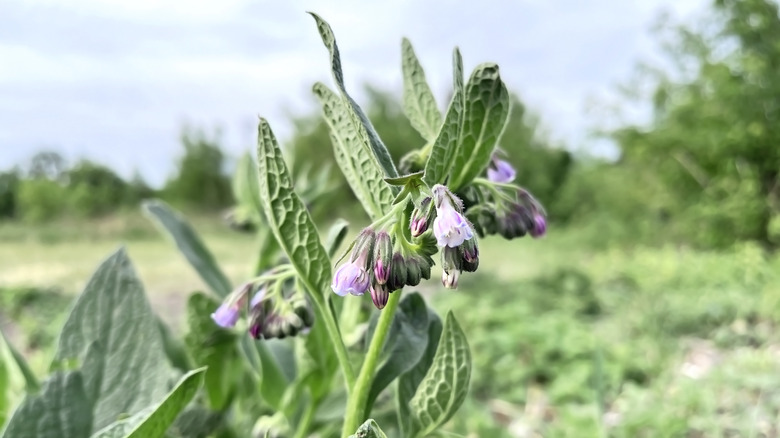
(487, 157, 516, 183)
(331, 253, 370, 296)
(530, 214, 547, 238)
(211, 303, 241, 328)
(432, 185, 474, 248)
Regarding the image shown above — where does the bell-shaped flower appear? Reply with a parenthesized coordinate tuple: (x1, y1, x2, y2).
(331, 251, 371, 296)
(530, 213, 547, 238)
(211, 282, 253, 328)
(432, 185, 474, 248)
(487, 156, 516, 183)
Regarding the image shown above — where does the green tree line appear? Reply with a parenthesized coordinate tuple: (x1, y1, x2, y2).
(1, 0, 778, 250)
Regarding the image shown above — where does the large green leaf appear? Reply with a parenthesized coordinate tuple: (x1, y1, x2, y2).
(0, 334, 27, 430)
(184, 293, 240, 410)
(255, 118, 333, 299)
(238, 337, 288, 412)
(347, 419, 388, 438)
(422, 49, 464, 187)
(313, 83, 393, 219)
(408, 312, 471, 437)
(448, 63, 511, 191)
(53, 248, 172, 433)
(401, 38, 442, 142)
(364, 293, 430, 415)
(142, 200, 232, 297)
(90, 368, 205, 438)
(308, 12, 399, 180)
(395, 308, 443, 438)
(1, 371, 92, 438)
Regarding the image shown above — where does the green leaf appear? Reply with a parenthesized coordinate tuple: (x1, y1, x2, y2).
(408, 312, 471, 437)
(0, 328, 38, 392)
(142, 200, 232, 297)
(448, 63, 511, 191)
(365, 293, 431, 415)
(308, 12, 399, 179)
(184, 293, 240, 410)
(238, 337, 289, 411)
(90, 368, 205, 438)
(325, 219, 349, 258)
(423, 49, 465, 187)
(402, 38, 442, 142)
(1, 371, 92, 438)
(384, 171, 424, 187)
(255, 118, 332, 299)
(294, 307, 337, 400)
(232, 152, 263, 224)
(313, 82, 393, 220)
(348, 419, 388, 438)
(53, 247, 172, 433)
(157, 318, 192, 373)
(396, 308, 443, 438)
(0, 333, 26, 430)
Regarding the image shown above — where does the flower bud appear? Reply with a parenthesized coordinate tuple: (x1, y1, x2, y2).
(352, 228, 377, 266)
(530, 213, 547, 238)
(441, 246, 462, 273)
(441, 269, 460, 289)
(487, 155, 517, 183)
(461, 233, 479, 264)
(294, 303, 315, 328)
(387, 253, 407, 291)
(410, 197, 434, 237)
(373, 232, 392, 285)
(405, 256, 422, 286)
(370, 284, 389, 310)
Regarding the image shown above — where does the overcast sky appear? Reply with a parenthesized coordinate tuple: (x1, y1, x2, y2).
(0, 0, 708, 186)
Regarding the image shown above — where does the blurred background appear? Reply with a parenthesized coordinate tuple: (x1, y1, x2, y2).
(3, 0, 780, 436)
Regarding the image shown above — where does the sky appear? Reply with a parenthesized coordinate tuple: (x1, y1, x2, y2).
(0, 0, 708, 186)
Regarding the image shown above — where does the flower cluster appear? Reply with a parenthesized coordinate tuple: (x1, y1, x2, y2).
(462, 153, 547, 240)
(211, 273, 314, 340)
(331, 227, 436, 309)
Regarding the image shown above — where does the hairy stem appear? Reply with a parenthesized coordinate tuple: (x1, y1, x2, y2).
(342, 291, 402, 434)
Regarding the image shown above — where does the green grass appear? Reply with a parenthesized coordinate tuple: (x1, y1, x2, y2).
(2, 214, 780, 436)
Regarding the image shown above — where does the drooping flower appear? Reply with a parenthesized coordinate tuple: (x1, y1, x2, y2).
(441, 269, 460, 289)
(211, 282, 253, 328)
(331, 228, 375, 296)
(487, 156, 516, 183)
(441, 246, 462, 289)
(248, 287, 267, 339)
(432, 185, 474, 248)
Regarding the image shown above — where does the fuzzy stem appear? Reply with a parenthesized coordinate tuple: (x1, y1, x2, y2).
(342, 291, 402, 435)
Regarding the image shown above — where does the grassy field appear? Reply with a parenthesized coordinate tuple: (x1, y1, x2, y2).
(2, 214, 780, 436)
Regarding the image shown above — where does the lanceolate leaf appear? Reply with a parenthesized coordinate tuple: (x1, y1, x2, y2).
(313, 83, 393, 219)
(54, 248, 172, 433)
(408, 312, 471, 437)
(364, 293, 431, 415)
(1, 371, 92, 438)
(448, 63, 511, 191)
(308, 12, 399, 180)
(90, 368, 206, 438)
(255, 118, 332, 298)
(402, 38, 442, 142)
(232, 152, 264, 224)
(423, 49, 465, 187)
(142, 200, 233, 297)
(325, 219, 349, 258)
(396, 308, 443, 438)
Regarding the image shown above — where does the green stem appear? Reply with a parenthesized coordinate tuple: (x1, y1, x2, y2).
(310, 291, 356, 391)
(342, 291, 402, 435)
(293, 400, 317, 438)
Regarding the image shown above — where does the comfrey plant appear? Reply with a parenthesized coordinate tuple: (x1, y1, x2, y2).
(0, 13, 544, 438)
